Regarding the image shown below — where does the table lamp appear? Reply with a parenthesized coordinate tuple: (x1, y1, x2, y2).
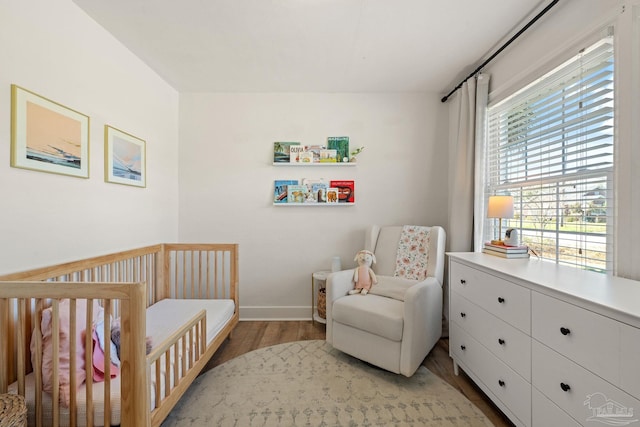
(487, 195, 514, 245)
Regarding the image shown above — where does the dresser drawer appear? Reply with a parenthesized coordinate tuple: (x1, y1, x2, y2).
(451, 322, 531, 426)
(620, 323, 640, 399)
(450, 261, 531, 333)
(451, 291, 531, 380)
(532, 388, 581, 427)
(532, 340, 640, 425)
(532, 292, 620, 386)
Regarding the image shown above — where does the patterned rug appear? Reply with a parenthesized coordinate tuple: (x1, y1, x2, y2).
(162, 340, 492, 426)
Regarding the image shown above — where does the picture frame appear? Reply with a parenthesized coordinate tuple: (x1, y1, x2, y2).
(104, 125, 146, 187)
(10, 84, 90, 178)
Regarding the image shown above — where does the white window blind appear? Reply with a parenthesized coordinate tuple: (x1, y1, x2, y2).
(485, 37, 614, 273)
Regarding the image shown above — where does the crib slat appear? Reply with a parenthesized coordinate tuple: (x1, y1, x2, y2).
(155, 352, 162, 405)
(201, 317, 207, 360)
(190, 251, 195, 298)
(34, 299, 44, 427)
(198, 251, 202, 297)
(206, 252, 210, 298)
(85, 299, 94, 427)
(51, 300, 60, 427)
(163, 350, 170, 399)
(69, 299, 77, 427)
(172, 342, 179, 393)
(0, 298, 8, 393)
(183, 251, 187, 297)
(181, 334, 187, 376)
(215, 250, 219, 298)
(17, 299, 26, 396)
(173, 252, 179, 298)
(104, 299, 112, 427)
(187, 329, 192, 369)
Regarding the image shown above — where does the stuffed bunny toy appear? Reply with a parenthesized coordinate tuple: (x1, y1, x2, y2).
(348, 250, 378, 295)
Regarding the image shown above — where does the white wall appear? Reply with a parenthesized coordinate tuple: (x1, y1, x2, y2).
(482, 0, 640, 280)
(0, 0, 180, 274)
(179, 93, 448, 319)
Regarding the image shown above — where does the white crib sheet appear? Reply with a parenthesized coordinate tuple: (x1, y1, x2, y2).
(146, 298, 235, 347)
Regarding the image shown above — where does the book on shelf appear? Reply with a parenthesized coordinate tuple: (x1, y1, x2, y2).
(303, 178, 329, 203)
(327, 136, 349, 163)
(483, 242, 529, 253)
(273, 142, 300, 163)
(482, 248, 530, 259)
(289, 145, 305, 163)
(299, 151, 314, 163)
(287, 184, 310, 203)
(326, 188, 339, 203)
(330, 180, 355, 203)
(304, 145, 326, 163)
(319, 149, 338, 163)
(312, 183, 329, 203)
(273, 180, 298, 203)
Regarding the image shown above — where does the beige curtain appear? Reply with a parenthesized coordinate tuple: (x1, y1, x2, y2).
(447, 73, 490, 253)
(443, 74, 490, 332)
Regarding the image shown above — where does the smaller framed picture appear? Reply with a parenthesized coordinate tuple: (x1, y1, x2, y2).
(104, 125, 146, 187)
(11, 84, 90, 178)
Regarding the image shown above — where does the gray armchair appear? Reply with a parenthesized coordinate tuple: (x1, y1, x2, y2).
(326, 225, 446, 377)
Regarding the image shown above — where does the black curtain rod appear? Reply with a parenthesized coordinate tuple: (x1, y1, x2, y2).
(440, 0, 560, 103)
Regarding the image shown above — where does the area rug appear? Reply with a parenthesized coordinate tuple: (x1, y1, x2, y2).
(162, 340, 492, 426)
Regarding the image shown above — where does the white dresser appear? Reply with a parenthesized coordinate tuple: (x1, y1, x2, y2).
(448, 252, 640, 427)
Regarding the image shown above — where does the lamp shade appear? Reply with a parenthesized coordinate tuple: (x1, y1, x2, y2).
(487, 195, 514, 219)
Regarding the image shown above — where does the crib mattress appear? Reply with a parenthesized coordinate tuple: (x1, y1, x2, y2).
(146, 298, 236, 347)
(10, 298, 235, 427)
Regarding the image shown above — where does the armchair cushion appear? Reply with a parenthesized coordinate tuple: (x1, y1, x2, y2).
(332, 294, 404, 342)
(367, 276, 417, 301)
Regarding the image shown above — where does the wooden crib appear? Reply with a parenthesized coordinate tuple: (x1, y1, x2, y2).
(0, 243, 239, 427)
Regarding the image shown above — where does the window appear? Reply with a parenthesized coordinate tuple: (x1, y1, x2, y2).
(485, 37, 614, 273)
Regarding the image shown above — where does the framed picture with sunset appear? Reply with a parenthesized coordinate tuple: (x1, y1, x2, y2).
(10, 84, 90, 178)
(104, 125, 146, 188)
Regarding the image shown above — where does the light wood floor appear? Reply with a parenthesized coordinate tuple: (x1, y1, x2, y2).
(203, 321, 514, 427)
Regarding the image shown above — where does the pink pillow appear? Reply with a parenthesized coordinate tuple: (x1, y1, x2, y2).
(30, 299, 100, 408)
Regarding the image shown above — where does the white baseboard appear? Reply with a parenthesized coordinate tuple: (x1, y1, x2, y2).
(239, 305, 312, 321)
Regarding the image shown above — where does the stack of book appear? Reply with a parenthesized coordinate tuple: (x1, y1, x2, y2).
(482, 242, 530, 258)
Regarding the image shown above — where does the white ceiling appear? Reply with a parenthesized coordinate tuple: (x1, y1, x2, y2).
(73, 0, 546, 94)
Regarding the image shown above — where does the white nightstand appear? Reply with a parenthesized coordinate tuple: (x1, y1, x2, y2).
(312, 270, 330, 324)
